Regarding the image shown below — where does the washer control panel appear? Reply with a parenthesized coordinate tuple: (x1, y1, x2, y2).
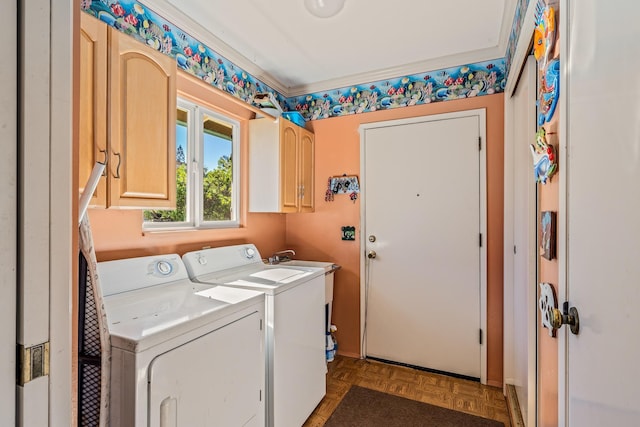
(244, 247, 256, 259)
(147, 257, 179, 278)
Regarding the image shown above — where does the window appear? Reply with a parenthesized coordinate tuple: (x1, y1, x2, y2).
(143, 98, 240, 229)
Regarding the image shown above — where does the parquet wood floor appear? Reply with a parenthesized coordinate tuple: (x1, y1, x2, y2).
(303, 355, 511, 427)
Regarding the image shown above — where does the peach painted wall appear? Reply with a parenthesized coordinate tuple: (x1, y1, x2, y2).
(538, 131, 558, 426)
(537, 6, 560, 425)
(88, 72, 288, 261)
(286, 94, 505, 386)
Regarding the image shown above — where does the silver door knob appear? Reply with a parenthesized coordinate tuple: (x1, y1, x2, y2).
(367, 250, 377, 259)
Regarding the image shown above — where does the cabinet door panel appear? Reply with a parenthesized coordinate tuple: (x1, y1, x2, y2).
(298, 129, 314, 212)
(109, 29, 176, 208)
(79, 14, 107, 207)
(280, 123, 299, 212)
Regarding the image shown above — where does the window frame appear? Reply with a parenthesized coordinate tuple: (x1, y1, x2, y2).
(143, 97, 241, 231)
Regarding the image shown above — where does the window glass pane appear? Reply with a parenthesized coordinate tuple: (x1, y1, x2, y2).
(143, 107, 188, 223)
(202, 116, 233, 222)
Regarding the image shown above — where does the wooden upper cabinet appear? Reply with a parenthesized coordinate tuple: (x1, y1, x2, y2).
(79, 13, 107, 206)
(108, 28, 176, 208)
(298, 128, 315, 213)
(78, 13, 177, 209)
(249, 117, 315, 213)
(280, 123, 300, 212)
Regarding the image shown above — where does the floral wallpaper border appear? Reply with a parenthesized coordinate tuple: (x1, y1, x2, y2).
(285, 59, 506, 121)
(505, 0, 531, 78)
(81, 0, 288, 108)
(82, 0, 508, 122)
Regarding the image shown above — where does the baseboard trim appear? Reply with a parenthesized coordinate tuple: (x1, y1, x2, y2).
(505, 384, 526, 427)
(336, 350, 361, 359)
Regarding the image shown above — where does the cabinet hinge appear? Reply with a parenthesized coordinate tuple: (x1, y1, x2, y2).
(259, 319, 263, 331)
(17, 342, 49, 386)
(478, 136, 482, 150)
(479, 233, 483, 247)
(479, 329, 483, 345)
(259, 389, 262, 402)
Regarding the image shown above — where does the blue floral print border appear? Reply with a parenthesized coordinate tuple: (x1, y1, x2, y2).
(505, 0, 531, 78)
(81, 0, 287, 108)
(81, 0, 507, 122)
(285, 59, 506, 121)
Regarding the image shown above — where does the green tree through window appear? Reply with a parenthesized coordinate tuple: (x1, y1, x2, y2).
(143, 99, 239, 229)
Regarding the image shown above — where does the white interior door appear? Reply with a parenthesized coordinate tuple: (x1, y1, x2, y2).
(561, 0, 640, 425)
(505, 55, 537, 425)
(0, 1, 17, 424)
(361, 111, 486, 381)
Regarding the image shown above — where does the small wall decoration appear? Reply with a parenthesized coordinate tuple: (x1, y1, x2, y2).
(539, 282, 557, 337)
(530, 128, 558, 184)
(538, 58, 560, 125)
(326, 175, 360, 203)
(341, 226, 356, 241)
(534, 5, 556, 72)
(540, 211, 557, 260)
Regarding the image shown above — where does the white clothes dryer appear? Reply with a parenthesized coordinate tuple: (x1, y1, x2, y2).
(97, 253, 265, 427)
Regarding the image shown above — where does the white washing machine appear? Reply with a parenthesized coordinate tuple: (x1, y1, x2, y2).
(182, 244, 326, 427)
(97, 253, 266, 427)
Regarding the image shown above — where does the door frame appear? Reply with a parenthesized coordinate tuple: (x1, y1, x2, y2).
(359, 109, 488, 384)
(18, 1, 75, 425)
(557, 0, 569, 424)
(503, 55, 538, 426)
(1, 1, 17, 424)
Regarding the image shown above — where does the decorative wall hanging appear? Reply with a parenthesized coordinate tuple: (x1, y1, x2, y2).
(341, 226, 356, 241)
(539, 282, 557, 337)
(326, 175, 360, 202)
(530, 128, 557, 183)
(540, 211, 556, 260)
(538, 58, 560, 125)
(534, 5, 556, 71)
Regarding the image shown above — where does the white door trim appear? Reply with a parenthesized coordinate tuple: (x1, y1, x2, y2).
(359, 109, 488, 384)
(0, 1, 17, 424)
(50, 1, 75, 425)
(557, 0, 569, 425)
(18, 1, 74, 425)
(503, 55, 538, 426)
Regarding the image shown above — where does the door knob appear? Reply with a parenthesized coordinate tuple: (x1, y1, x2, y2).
(550, 302, 580, 335)
(367, 250, 377, 259)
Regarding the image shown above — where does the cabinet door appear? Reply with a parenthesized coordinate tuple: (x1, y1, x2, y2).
(108, 29, 176, 208)
(79, 14, 107, 207)
(279, 121, 299, 212)
(298, 128, 315, 212)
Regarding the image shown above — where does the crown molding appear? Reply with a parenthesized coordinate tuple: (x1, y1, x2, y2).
(145, 0, 289, 96)
(146, 0, 514, 100)
(504, 1, 538, 96)
(285, 45, 507, 98)
(497, 0, 518, 60)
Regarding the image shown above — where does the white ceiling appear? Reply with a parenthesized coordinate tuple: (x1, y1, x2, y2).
(151, 0, 516, 96)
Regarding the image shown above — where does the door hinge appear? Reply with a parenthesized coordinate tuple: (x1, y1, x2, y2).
(259, 319, 263, 331)
(17, 342, 50, 386)
(478, 136, 482, 150)
(259, 389, 262, 402)
(479, 233, 483, 247)
(479, 329, 483, 345)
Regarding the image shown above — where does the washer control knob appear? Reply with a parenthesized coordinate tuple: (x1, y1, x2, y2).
(156, 260, 173, 275)
(198, 254, 207, 265)
(245, 247, 256, 259)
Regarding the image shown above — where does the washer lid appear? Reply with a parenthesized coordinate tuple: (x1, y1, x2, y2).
(103, 280, 263, 352)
